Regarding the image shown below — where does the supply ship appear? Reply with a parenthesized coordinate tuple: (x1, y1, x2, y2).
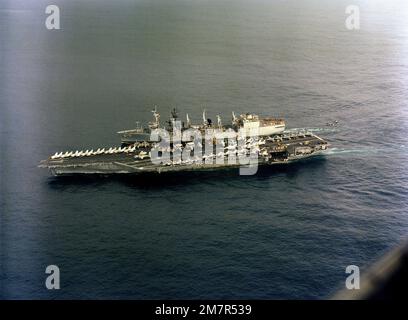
(117, 108, 286, 145)
(39, 109, 329, 176)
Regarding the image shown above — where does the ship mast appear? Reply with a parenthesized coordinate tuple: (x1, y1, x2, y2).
(202, 109, 206, 126)
(232, 111, 237, 123)
(149, 106, 160, 129)
(217, 115, 222, 128)
(171, 107, 178, 120)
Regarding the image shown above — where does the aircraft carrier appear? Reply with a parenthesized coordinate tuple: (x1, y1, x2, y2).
(39, 109, 330, 176)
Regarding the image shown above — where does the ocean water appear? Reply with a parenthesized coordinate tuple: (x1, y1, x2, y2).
(1, 0, 408, 299)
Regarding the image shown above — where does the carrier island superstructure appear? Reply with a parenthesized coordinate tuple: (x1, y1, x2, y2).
(39, 109, 329, 176)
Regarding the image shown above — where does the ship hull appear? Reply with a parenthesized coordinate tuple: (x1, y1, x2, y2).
(48, 151, 327, 176)
(120, 132, 152, 144)
(259, 125, 285, 136)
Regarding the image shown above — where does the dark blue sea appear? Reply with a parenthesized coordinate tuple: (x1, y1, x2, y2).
(1, 0, 408, 299)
